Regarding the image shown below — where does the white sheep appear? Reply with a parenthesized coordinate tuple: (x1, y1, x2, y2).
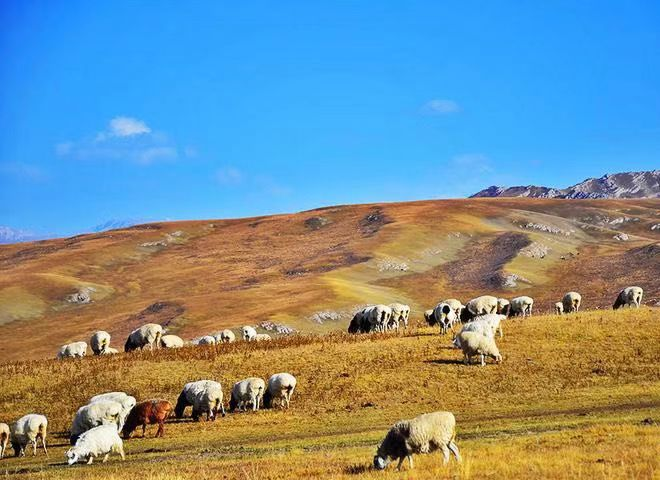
(89, 392, 137, 430)
(160, 334, 184, 348)
(509, 296, 534, 317)
(124, 323, 163, 352)
(443, 299, 464, 318)
(254, 333, 272, 342)
(10, 414, 48, 457)
(70, 400, 123, 444)
(57, 341, 88, 359)
(389, 303, 411, 331)
(196, 335, 216, 346)
(175, 380, 226, 421)
(423, 309, 435, 326)
(242, 326, 257, 341)
(229, 377, 266, 412)
(263, 373, 297, 409)
(562, 292, 582, 313)
(100, 347, 119, 355)
(462, 313, 505, 339)
(433, 303, 458, 335)
(613, 286, 643, 309)
(0, 422, 9, 459)
(365, 305, 393, 332)
(496, 298, 510, 316)
(90, 331, 111, 355)
(554, 302, 564, 315)
(463, 295, 498, 321)
(374, 411, 460, 470)
(218, 329, 236, 343)
(457, 331, 502, 366)
(66, 424, 125, 465)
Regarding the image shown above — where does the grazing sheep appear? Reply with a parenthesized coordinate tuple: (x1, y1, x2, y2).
(443, 299, 464, 318)
(89, 392, 137, 430)
(554, 302, 564, 315)
(433, 303, 458, 335)
(457, 331, 502, 366)
(510, 296, 534, 317)
(10, 414, 48, 457)
(263, 373, 297, 409)
(101, 347, 119, 355)
(562, 292, 582, 313)
(57, 341, 88, 359)
(160, 334, 184, 349)
(229, 377, 266, 412)
(70, 401, 123, 444)
(121, 399, 173, 439)
(423, 309, 436, 326)
(218, 329, 236, 343)
(196, 335, 216, 346)
(124, 323, 163, 352)
(458, 314, 505, 340)
(175, 380, 226, 421)
(365, 305, 393, 332)
(462, 295, 498, 321)
(348, 310, 366, 333)
(496, 298, 510, 316)
(389, 303, 411, 331)
(254, 333, 272, 341)
(66, 424, 125, 465)
(90, 331, 111, 355)
(0, 422, 9, 459)
(374, 411, 460, 470)
(242, 326, 257, 341)
(613, 286, 644, 309)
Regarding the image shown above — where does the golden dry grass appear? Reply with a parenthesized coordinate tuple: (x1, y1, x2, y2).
(1, 308, 659, 479)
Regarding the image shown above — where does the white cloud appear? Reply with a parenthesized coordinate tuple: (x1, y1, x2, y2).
(421, 99, 461, 115)
(56, 116, 185, 165)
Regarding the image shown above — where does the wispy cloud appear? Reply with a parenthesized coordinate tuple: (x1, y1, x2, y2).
(215, 167, 243, 185)
(421, 99, 461, 115)
(0, 162, 47, 182)
(214, 167, 290, 196)
(56, 116, 184, 165)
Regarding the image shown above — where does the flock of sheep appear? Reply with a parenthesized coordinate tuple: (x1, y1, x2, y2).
(0, 286, 646, 470)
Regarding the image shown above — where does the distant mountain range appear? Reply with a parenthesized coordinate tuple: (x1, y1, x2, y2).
(0, 218, 150, 244)
(0, 226, 42, 244)
(471, 170, 660, 199)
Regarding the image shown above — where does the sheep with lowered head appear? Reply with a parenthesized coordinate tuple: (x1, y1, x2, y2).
(496, 298, 510, 316)
(374, 411, 460, 470)
(70, 400, 123, 445)
(89, 392, 137, 430)
(66, 424, 125, 465)
(364, 305, 393, 332)
(423, 309, 435, 326)
(263, 373, 297, 409)
(57, 341, 87, 359)
(230, 377, 266, 412)
(218, 329, 236, 343)
(461, 295, 498, 321)
(175, 380, 226, 421)
(195, 335, 216, 346)
(0, 422, 9, 459)
(613, 286, 643, 309)
(562, 291, 582, 313)
(101, 347, 119, 355)
(457, 331, 502, 366)
(443, 299, 464, 318)
(10, 414, 48, 457)
(124, 323, 162, 352)
(432, 303, 458, 335)
(509, 296, 534, 317)
(160, 334, 184, 349)
(242, 326, 257, 341)
(457, 314, 505, 340)
(554, 302, 564, 315)
(388, 303, 411, 331)
(90, 331, 111, 355)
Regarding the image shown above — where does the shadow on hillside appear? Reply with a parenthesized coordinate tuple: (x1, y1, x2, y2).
(344, 464, 370, 474)
(424, 358, 464, 365)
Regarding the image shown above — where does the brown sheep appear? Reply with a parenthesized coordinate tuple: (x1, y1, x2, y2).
(121, 400, 173, 439)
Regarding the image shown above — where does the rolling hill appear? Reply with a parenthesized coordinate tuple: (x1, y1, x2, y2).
(0, 197, 659, 362)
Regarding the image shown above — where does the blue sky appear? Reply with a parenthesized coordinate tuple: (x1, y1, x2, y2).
(1, 1, 659, 237)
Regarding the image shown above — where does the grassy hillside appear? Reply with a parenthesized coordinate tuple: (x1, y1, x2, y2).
(0, 198, 659, 361)
(1, 309, 659, 479)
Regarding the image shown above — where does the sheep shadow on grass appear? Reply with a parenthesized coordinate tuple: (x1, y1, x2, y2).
(344, 464, 370, 475)
(424, 358, 464, 366)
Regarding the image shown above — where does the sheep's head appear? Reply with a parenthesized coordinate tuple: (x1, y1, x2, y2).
(373, 455, 389, 470)
(12, 442, 24, 457)
(65, 448, 80, 465)
(493, 353, 503, 363)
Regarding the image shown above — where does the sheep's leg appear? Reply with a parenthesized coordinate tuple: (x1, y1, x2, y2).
(32, 439, 37, 456)
(156, 421, 165, 437)
(87, 456, 94, 465)
(117, 444, 126, 460)
(396, 457, 405, 470)
(448, 441, 461, 462)
(480, 354, 485, 367)
(408, 455, 414, 469)
(102, 453, 110, 463)
(463, 353, 469, 365)
(142, 424, 147, 437)
(441, 445, 450, 465)
(40, 436, 48, 457)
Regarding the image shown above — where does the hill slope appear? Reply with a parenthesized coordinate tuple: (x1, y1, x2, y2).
(471, 170, 660, 199)
(0, 197, 659, 361)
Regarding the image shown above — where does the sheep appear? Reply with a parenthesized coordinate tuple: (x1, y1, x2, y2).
(70, 400, 123, 444)
(242, 326, 257, 341)
(196, 335, 216, 346)
(0, 423, 9, 459)
(263, 373, 297, 409)
(160, 334, 184, 349)
(613, 286, 644, 309)
(66, 424, 125, 465)
(124, 323, 163, 352)
(89, 392, 137, 429)
(457, 331, 502, 366)
(175, 380, 226, 421)
(373, 411, 460, 470)
(101, 347, 119, 355)
(432, 303, 458, 335)
(443, 299, 464, 318)
(254, 333, 272, 342)
(90, 331, 111, 355)
(461, 295, 498, 321)
(10, 414, 48, 457)
(365, 305, 393, 332)
(554, 302, 564, 315)
(218, 329, 236, 343)
(121, 399, 173, 439)
(457, 313, 505, 341)
(389, 303, 411, 331)
(509, 296, 534, 317)
(57, 341, 87, 359)
(496, 298, 510, 316)
(348, 310, 366, 333)
(423, 309, 435, 326)
(229, 377, 266, 412)
(562, 292, 582, 313)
